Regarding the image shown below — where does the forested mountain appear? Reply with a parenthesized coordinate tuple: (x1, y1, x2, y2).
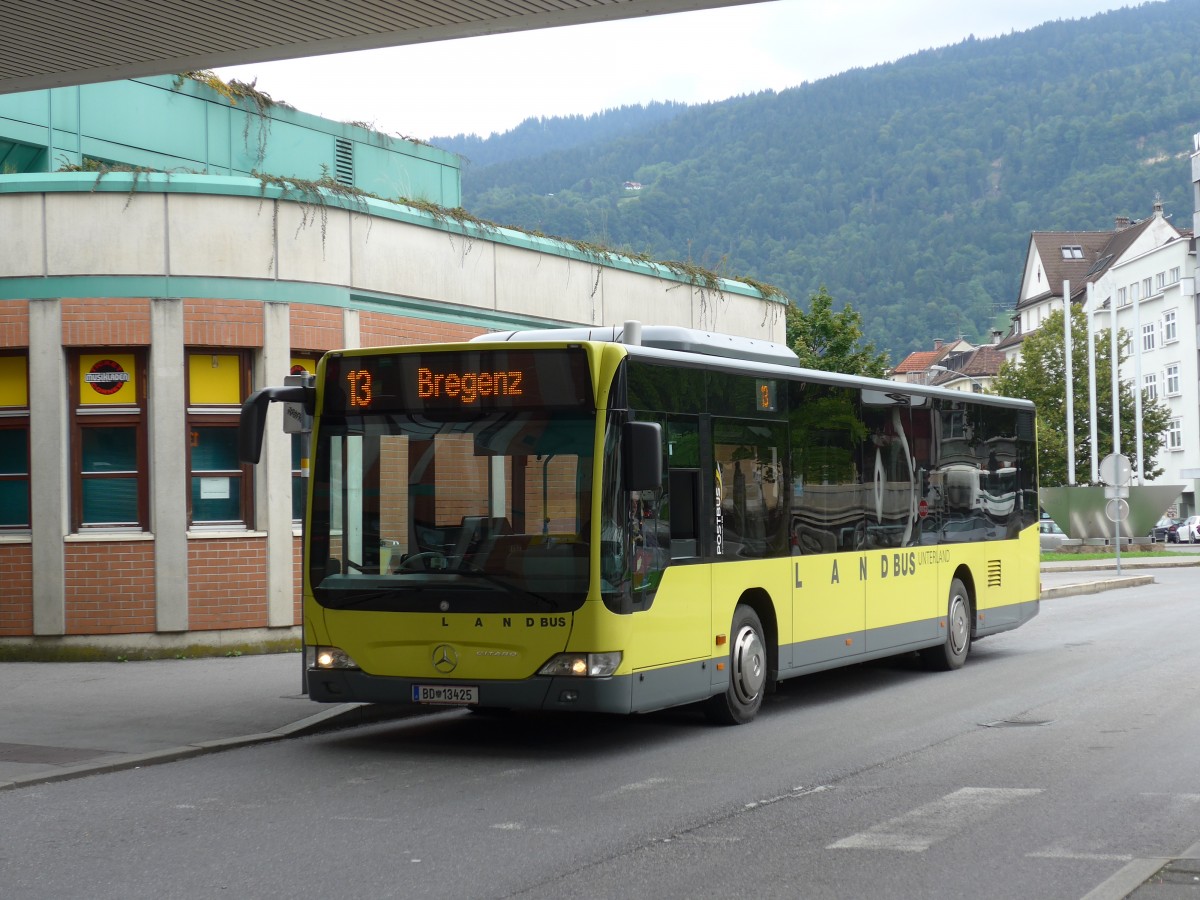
(432, 102, 687, 168)
(434, 0, 1200, 362)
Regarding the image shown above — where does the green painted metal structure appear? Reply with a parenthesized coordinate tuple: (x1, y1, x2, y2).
(0, 75, 460, 208)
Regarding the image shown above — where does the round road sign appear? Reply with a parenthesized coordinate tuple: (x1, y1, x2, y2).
(1105, 498, 1129, 522)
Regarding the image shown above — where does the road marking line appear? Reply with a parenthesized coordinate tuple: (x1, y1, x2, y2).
(745, 784, 830, 810)
(597, 776, 669, 801)
(1027, 849, 1133, 862)
(828, 787, 1042, 852)
(489, 822, 561, 835)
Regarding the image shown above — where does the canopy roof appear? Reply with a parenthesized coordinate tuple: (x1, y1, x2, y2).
(2, 0, 764, 95)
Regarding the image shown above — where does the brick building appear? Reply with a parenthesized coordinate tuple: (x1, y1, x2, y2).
(0, 76, 784, 651)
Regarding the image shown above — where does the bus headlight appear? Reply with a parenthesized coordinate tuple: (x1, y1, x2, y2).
(538, 652, 622, 678)
(307, 645, 360, 670)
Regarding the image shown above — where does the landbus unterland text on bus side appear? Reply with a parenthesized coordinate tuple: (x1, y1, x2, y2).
(239, 322, 1039, 725)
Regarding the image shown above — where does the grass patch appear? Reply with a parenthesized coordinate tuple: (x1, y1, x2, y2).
(1041, 549, 1200, 563)
(0, 639, 301, 664)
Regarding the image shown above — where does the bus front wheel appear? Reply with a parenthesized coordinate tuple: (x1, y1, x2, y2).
(705, 604, 767, 725)
(921, 578, 971, 671)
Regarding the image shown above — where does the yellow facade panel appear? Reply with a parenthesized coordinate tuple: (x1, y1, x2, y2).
(188, 354, 241, 405)
(0, 355, 28, 407)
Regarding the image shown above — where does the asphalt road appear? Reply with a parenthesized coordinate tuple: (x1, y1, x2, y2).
(2, 571, 1197, 900)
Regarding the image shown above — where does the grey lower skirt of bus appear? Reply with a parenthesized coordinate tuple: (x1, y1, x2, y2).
(306, 667, 637, 714)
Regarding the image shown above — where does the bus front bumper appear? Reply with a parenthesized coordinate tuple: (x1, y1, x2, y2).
(307, 668, 635, 715)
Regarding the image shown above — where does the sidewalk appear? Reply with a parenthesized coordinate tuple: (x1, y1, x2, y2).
(0, 653, 411, 791)
(3, 556, 1190, 793)
(1039, 553, 1200, 597)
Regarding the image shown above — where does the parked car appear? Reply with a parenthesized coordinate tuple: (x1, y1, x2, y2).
(1039, 519, 1068, 550)
(1176, 515, 1200, 543)
(1150, 517, 1181, 543)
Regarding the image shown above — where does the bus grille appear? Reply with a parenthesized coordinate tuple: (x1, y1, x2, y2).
(987, 560, 1002, 588)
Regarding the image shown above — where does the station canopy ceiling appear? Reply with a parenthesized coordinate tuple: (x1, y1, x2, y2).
(1, 0, 765, 95)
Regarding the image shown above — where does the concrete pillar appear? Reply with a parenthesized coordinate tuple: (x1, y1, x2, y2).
(28, 299, 67, 635)
(150, 297, 189, 632)
(343, 308, 361, 349)
(260, 301, 294, 628)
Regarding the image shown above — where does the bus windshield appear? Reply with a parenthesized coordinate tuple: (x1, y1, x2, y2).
(309, 410, 596, 615)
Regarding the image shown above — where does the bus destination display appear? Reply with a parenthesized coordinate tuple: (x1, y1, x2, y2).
(324, 348, 594, 414)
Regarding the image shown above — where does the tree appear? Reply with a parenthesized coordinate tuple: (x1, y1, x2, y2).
(991, 305, 1170, 486)
(786, 287, 889, 377)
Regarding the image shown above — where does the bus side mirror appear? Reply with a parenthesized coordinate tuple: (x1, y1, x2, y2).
(238, 384, 313, 464)
(623, 421, 663, 491)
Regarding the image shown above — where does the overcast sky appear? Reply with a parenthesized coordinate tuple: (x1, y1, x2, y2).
(214, 0, 1135, 142)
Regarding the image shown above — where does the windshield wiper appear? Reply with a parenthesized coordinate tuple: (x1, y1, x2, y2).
(322, 588, 400, 610)
(455, 561, 555, 609)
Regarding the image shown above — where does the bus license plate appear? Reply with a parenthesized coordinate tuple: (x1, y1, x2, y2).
(412, 684, 478, 705)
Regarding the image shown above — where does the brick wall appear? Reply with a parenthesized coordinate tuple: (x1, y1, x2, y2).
(64, 542, 156, 634)
(184, 299, 264, 347)
(359, 312, 481, 348)
(0, 544, 33, 635)
(61, 298, 151, 345)
(379, 436, 409, 546)
(290, 305, 344, 353)
(188, 537, 269, 630)
(526, 456, 583, 534)
(0, 300, 29, 347)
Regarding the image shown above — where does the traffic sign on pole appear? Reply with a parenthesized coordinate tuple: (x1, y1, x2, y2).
(1099, 453, 1131, 487)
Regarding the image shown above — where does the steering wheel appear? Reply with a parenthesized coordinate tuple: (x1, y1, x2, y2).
(396, 550, 449, 571)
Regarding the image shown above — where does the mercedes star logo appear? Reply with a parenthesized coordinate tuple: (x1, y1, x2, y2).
(432, 644, 458, 673)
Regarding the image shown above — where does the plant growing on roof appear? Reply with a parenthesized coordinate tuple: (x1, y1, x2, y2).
(174, 70, 284, 166)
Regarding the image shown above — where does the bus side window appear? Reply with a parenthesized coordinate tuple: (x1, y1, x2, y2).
(669, 468, 700, 558)
(713, 418, 787, 559)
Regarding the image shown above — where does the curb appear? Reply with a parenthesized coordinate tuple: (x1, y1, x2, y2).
(0, 701, 425, 792)
(1081, 839, 1200, 900)
(1043, 557, 1200, 573)
(1041, 574, 1155, 599)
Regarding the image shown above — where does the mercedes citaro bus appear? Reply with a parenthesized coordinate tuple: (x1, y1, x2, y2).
(239, 322, 1038, 724)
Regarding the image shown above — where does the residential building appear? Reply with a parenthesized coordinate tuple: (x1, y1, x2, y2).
(1002, 213, 1178, 365)
(889, 338, 973, 385)
(1092, 203, 1196, 504)
(927, 339, 1007, 393)
(1006, 169, 1198, 513)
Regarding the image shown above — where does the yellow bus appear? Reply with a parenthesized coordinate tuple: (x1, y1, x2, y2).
(240, 323, 1039, 725)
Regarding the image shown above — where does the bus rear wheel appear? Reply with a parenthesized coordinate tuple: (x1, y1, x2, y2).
(705, 604, 766, 725)
(921, 577, 971, 671)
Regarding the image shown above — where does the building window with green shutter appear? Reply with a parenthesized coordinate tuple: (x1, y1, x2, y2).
(0, 428, 30, 529)
(187, 351, 252, 528)
(0, 354, 30, 530)
(72, 351, 147, 530)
